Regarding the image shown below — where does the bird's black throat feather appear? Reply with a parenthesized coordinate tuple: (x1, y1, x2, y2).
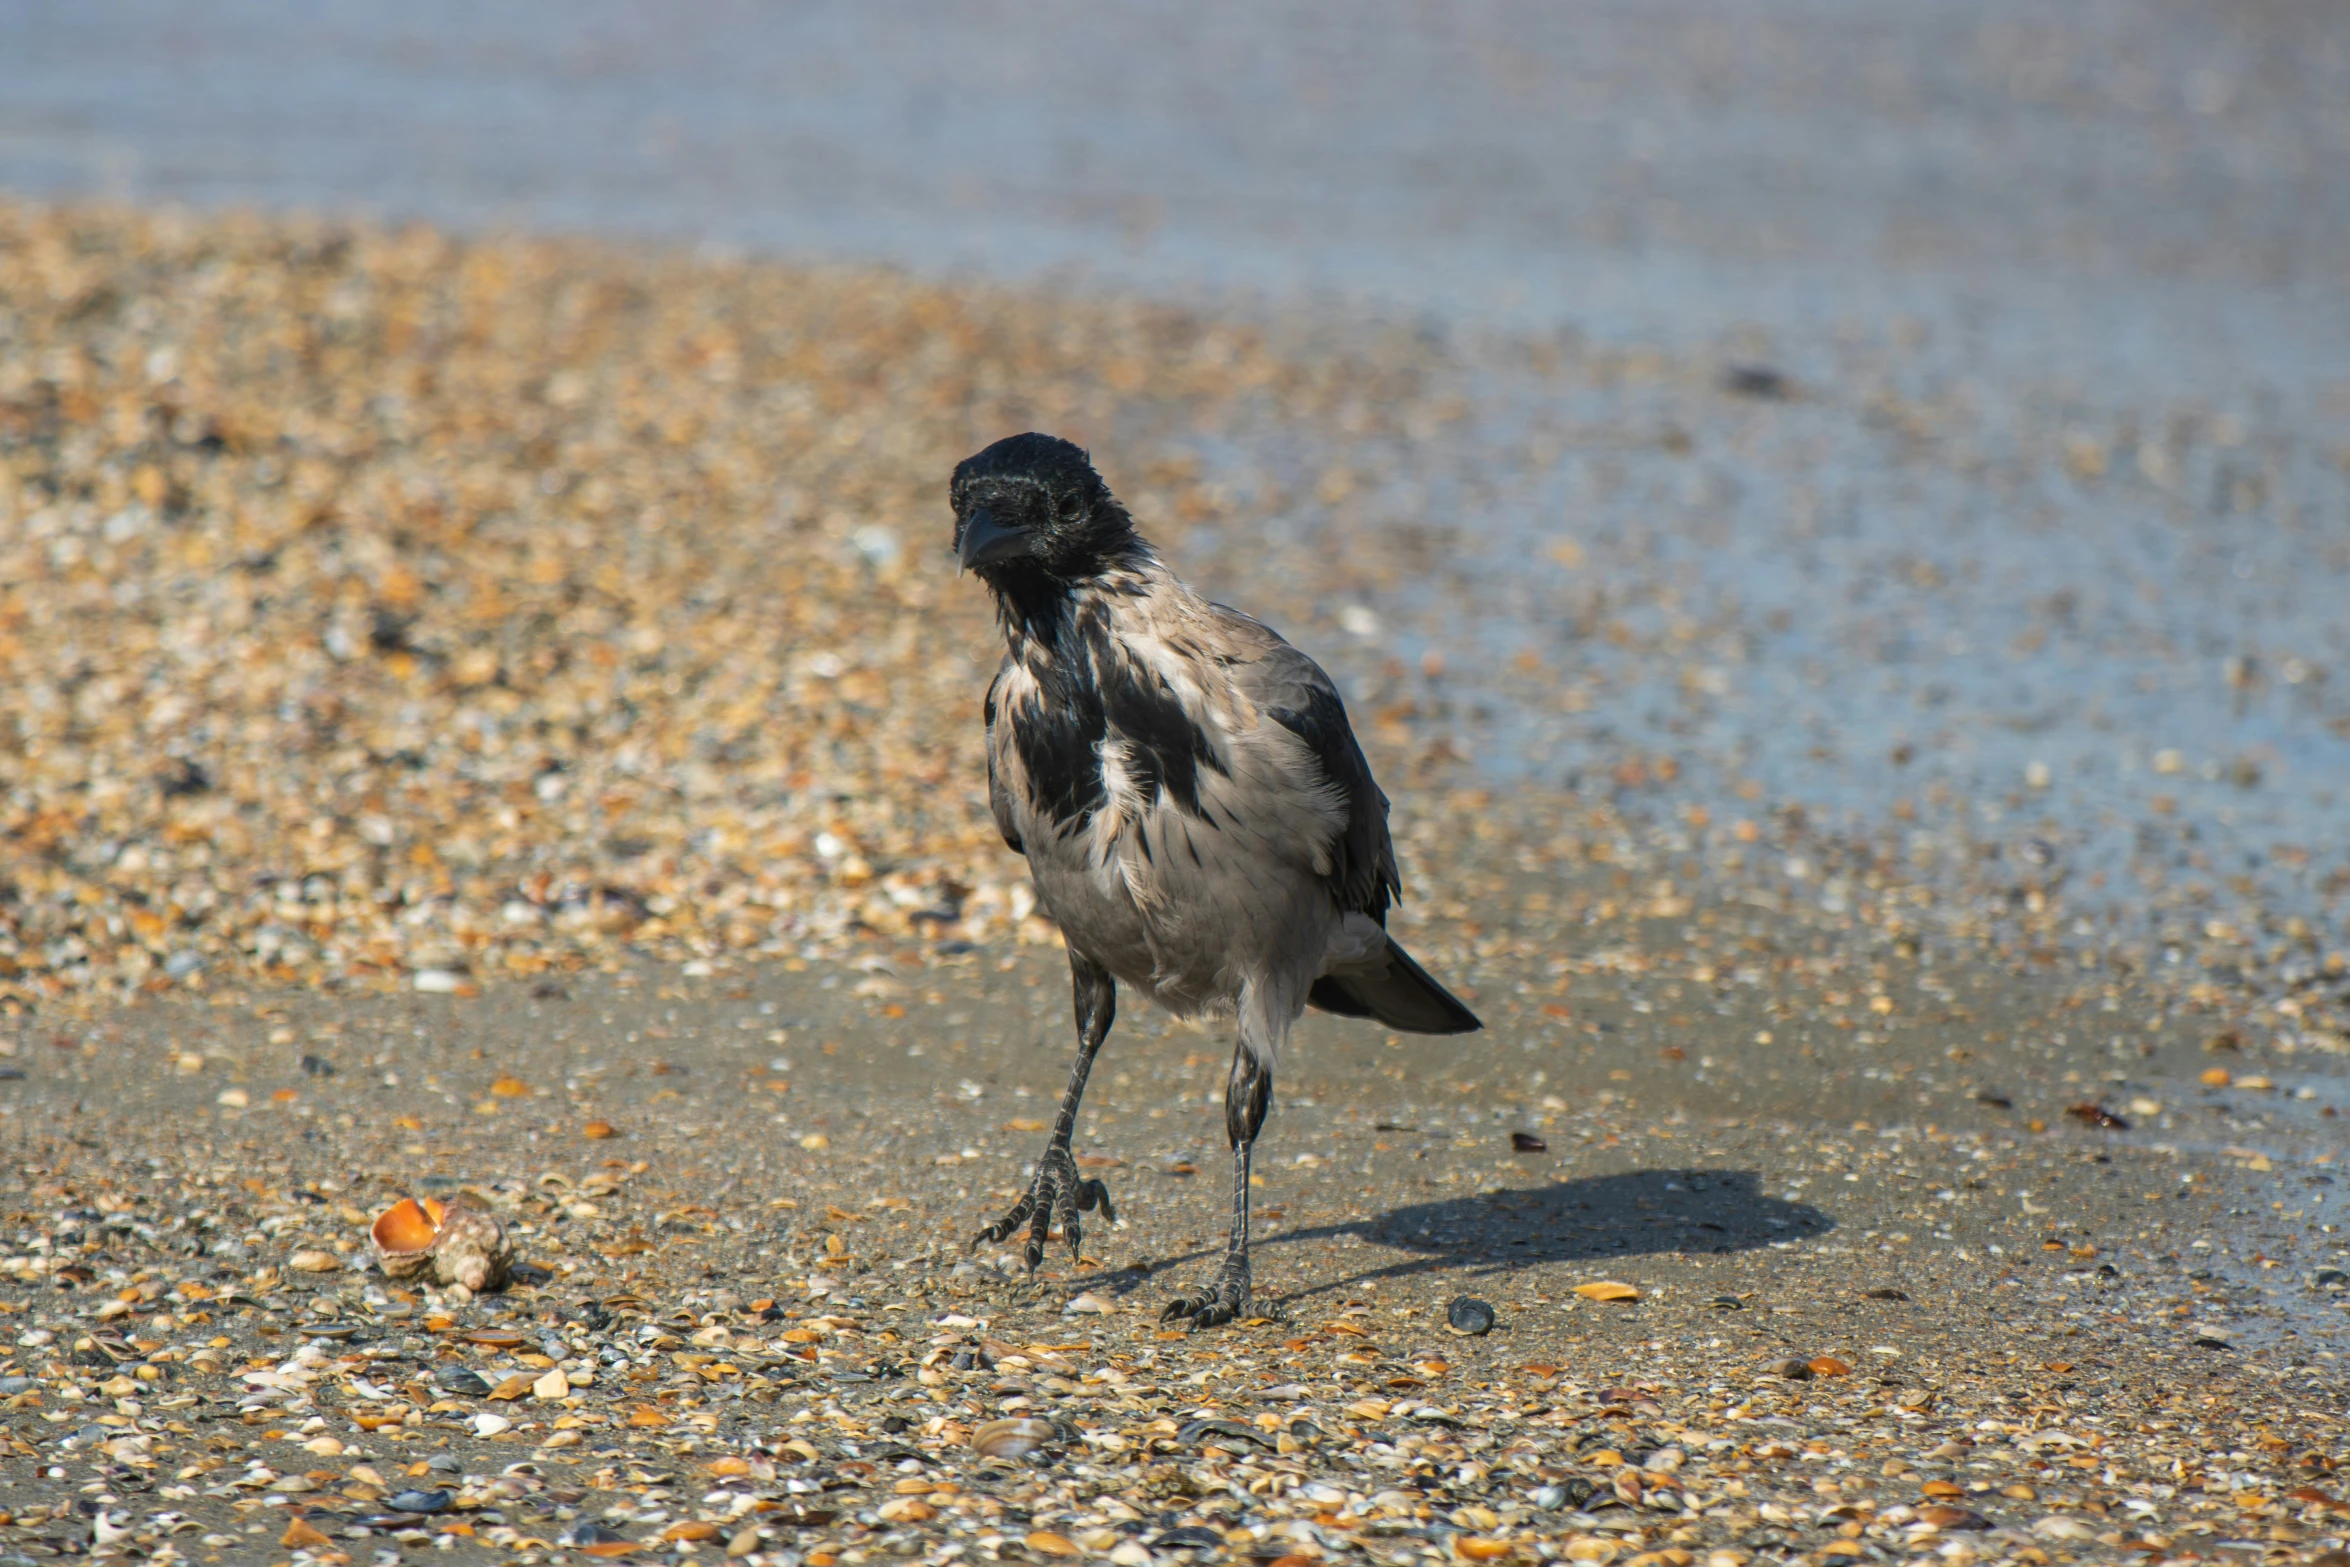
(1001, 589, 1227, 834)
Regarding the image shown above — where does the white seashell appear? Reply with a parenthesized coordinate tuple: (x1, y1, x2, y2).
(969, 1417, 1056, 1460)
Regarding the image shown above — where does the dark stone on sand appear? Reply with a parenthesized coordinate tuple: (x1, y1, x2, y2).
(1447, 1296, 1496, 1335)
(1721, 364, 1793, 399)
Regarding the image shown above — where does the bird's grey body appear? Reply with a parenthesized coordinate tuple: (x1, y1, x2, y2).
(951, 432, 1478, 1327)
(984, 565, 1394, 1070)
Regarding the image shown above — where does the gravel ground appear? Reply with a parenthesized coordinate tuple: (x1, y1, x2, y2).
(0, 205, 2346, 1565)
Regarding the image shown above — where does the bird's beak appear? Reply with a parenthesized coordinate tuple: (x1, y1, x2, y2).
(955, 507, 1034, 572)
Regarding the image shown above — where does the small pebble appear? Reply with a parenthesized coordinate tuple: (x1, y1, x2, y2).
(1919, 1505, 1993, 1531)
(561, 1521, 632, 1546)
(1446, 1295, 1496, 1335)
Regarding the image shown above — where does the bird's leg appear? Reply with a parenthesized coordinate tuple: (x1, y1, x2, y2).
(969, 951, 1118, 1272)
(1163, 1038, 1271, 1328)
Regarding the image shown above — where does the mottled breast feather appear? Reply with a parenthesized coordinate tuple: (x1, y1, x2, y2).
(982, 657, 1025, 855)
(1001, 648, 1109, 834)
(990, 581, 1233, 842)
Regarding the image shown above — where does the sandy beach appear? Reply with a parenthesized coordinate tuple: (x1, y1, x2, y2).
(1, 8, 2349, 1563)
(0, 199, 2342, 1564)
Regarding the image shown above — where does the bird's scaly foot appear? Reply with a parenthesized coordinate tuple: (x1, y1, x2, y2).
(1161, 1253, 1254, 1329)
(967, 1144, 1115, 1272)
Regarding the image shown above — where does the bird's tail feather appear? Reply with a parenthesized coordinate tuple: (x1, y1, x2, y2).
(1308, 935, 1482, 1034)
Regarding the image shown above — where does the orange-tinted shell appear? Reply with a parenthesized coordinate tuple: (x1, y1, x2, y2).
(371, 1196, 446, 1257)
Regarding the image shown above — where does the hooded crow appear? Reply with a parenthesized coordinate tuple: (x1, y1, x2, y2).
(952, 432, 1481, 1327)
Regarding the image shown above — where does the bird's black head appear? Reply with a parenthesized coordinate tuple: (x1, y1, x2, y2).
(950, 433, 1141, 591)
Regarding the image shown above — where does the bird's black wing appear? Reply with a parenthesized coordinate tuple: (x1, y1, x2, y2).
(1210, 605, 1477, 1035)
(1213, 608, 1400, 922)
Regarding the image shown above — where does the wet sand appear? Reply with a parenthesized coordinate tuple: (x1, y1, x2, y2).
(0, 928, 2343, 1564)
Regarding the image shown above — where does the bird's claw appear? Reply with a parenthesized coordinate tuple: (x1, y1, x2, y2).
(967, 1144, 1115, 1272)
(1161, 1254, 1253, 1329)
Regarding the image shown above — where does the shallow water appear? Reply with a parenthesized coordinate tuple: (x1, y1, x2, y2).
(8, 1, 2345, 379)
(5, 0, 2347, 933)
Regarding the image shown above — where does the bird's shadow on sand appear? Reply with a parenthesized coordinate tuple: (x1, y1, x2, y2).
(1073, 1168, 1830, 1309)
(1249, 1167, 1832, 1302)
